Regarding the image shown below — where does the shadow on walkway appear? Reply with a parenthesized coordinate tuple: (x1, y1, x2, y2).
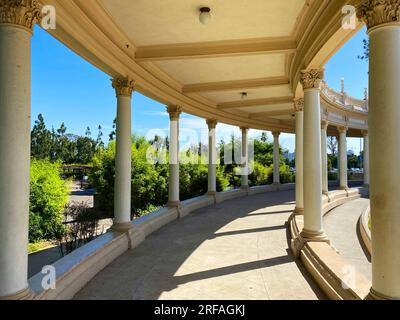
(75, 190, 325, 300)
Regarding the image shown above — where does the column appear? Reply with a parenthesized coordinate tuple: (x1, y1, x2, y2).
(206, 119, 217, 195)
(357, 1, 400, 299)
(294, 99, 304, 214)
(167, 105, 182, 206)
(362, 131, 370, 188)
(321, 121, 329, 194)
(292, 69, 328, 256)
(0, 1, 41, 299)
(338, 126, 348, 190)
(240, 127, 249, 189)
(111, 78, 135, 232)
(272, 131, 280, 186)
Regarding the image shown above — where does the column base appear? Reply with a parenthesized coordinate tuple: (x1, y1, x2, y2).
(322, 191, 331, 202)
(0, 287, 35, 300)
(207, 191, 217, 204)
(291, 229, 330, 259)
(272, 182, 281, 191)
(167, 201, 181, 208)
(110, 222, 134, 233)
(339, 186, 348, 191)
(293, 207, 304, 215)
(366, 288, 399, 300)
(240, 185, 250, 195)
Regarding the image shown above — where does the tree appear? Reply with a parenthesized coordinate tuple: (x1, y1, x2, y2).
(327, 136, 338, 156)
(85, 126, 91, 138)
(31, 114, 54, 160)
(108, 118, 116, 142)
(96, 125, 104, 149)
(358, 38, 369, 61)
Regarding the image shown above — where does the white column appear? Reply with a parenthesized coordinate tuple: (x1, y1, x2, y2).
(207, 119, 217, 195)
(298, 69, 327, 243)
(272, 131, 280, 186)
(0, 1, 41, 299)
(111, 78, 135, 232)
(240, 127, 249, 189)
(294, 99, 304, 214)
(321, 121, 329, 194)
(338, 126, 348, 190)
(358, 1, 400, 299)
(167, 105, 182, 206)
(362, 131, 370, 187)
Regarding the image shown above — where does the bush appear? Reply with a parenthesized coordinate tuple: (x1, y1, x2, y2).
(90, 138, 169, 218)
(280, 164, 295, 183)
(29, 159, 69, 242)
(90, 139, 231, 217)
(249, 161, 272, 186)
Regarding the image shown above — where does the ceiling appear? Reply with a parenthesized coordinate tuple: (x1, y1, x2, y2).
(99, 0, 308, 118)
(43, 0, 366, 133)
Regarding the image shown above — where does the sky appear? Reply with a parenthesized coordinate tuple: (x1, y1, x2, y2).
(31, 25, 369, 155)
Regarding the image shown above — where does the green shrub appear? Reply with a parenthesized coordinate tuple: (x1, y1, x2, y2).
(29, 159, 69, 242)
(90, 139, 231, 216)
(249, 161, 272, 186)
(90, 138, 169, 217)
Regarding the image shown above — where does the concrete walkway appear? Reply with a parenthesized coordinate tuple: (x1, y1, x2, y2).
(323, 196, 371, 281)
(74, 190, 325, 300)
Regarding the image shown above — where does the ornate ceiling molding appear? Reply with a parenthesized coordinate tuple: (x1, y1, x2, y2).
(0, 0, 42, 31)
(357, 0, 400, 30)
(300, 69, 325, 90)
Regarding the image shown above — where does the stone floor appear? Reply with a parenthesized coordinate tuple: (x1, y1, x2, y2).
(74, 190, 325, 300)
(324, 194, 371, 281)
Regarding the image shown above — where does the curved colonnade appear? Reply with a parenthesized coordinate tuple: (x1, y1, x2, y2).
(0, 0, 399, 300)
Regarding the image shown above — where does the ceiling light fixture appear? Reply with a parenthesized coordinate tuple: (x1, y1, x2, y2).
(199, 7, 211, 24)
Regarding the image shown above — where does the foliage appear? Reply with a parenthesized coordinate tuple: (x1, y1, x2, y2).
(358, 38, 369, 61)
(31, 114, 102, 165)
(29, 159, 69, 242)
(28, 241, 56, 254)
(249, 161, 272, 186)
(90, 136, 169, 217)
(57, 202, 100, 257)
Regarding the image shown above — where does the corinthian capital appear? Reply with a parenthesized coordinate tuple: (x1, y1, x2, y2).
(112, 77, 135, 97)
(300, 69, 325, 90)
(206, 119, 217, 129)
(0, 0, 42, 31)
(166, 105, 182, 120)
(293, 98, 304, 112)
(357, 0, 400, 30)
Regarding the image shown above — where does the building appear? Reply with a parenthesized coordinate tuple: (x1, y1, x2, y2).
(1, 0, 399, 300)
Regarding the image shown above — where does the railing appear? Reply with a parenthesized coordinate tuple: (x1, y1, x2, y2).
(320, 81, 368, 113)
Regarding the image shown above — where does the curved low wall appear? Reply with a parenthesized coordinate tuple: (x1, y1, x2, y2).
(359, 205, 371, 256)
(289, 188, 371, 300)
(30, 183, 293, 300)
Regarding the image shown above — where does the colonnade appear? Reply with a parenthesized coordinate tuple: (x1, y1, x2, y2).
(0, 0, 398, 301)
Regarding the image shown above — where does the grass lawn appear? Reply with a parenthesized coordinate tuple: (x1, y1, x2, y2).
(28, 241, 57, 254)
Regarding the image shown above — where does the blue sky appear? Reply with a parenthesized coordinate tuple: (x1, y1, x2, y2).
(31, 25, 368, 154)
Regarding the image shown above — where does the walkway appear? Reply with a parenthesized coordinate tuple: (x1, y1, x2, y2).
(74, 190, 325, 300)
(323, 195, 371, 281)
